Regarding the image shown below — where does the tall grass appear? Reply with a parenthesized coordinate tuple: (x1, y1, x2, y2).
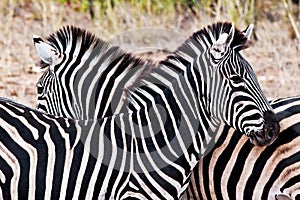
(0, 0, 298, 41)
(1, 0, 298, 32)
(0, 0, 298, 40)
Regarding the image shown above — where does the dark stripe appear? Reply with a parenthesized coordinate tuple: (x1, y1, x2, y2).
(33, 37, 43, 44)
(0, 156, 13, 200)
(226, 135, 252, 200)
(262, 151, 300, 199)
(243, 124, 297, 199)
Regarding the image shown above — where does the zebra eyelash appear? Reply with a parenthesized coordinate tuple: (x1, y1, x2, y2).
(229, 75, 244, 84)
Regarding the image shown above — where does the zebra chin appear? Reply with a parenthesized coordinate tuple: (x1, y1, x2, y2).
(248, 111, 280, 146)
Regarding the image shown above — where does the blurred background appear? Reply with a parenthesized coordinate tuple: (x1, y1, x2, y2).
(0, 0, 299, 107)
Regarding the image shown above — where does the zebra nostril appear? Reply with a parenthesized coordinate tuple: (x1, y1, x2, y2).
(263, 110, 280, 143)
(249, 129, 255, 136)
(267, 127, 275, 140)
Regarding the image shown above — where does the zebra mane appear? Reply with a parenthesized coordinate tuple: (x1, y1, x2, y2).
(47, 25, 100, 52)
(190, 21, 250, 51)
(39, 25, 145, 69)
(125, 22, 250, 94)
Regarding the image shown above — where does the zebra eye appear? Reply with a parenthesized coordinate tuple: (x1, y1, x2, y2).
(230, 75, 244, 84)
(37, 86, 44, 94)
(36, 81, 44, 93)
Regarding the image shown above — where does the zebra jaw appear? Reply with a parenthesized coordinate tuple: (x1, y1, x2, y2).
(248, 127, 279, 146)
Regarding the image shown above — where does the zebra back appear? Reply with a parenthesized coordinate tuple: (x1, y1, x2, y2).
(1, 95, 295, 199)
(0, 97, 203, 199)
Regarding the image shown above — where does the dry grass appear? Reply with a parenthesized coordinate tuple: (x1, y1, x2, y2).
(0, 1, 299, 107)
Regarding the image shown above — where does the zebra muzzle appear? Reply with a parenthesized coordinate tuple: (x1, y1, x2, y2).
(249, 111, 280, 146)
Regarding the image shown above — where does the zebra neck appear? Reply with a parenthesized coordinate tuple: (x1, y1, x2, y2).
(69, 47, 149, 119)
(124, 61, 220, 163)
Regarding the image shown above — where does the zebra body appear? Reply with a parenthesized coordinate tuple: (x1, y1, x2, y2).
(0, 97, 205, 199)
(34, 22, 279, 147)
(0, 96, 299, 199)
(3, 95, 289, 199)
(185, 96, 300, 200)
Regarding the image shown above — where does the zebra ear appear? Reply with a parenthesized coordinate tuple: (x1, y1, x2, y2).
(242, 24, 254, 40)
(211, 23, 235, 59)
(33, 35, 61, 66)
(226, 22, 235, 46)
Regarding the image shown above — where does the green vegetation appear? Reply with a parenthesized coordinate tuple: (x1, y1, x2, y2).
(0, 0, 299, 38)
(2, 0, 298, 23)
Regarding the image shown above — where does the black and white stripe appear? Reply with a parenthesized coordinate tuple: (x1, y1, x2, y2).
(185, 96, 300, 200)
(0, 94, 283, 199)
(0, 97, 201, 199)
(0, 95, 299, 199)
(34, 22, 279, 148)
(32, 22, 281, 198)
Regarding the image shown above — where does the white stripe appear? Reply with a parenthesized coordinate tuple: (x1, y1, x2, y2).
(73, 121, 94, 199)
(0, 170, 5, 184)
(0, 139, 20, 199)
(268, 159, 300, 199)
(287, 182, 300, 199)
(116, 113, 135, 199)
(141, 78, 198, 166)
(57, 33, 79, 118)
(0, 105, 38, 199)
(85, 119, 106, 199)
(31, 113, 55, 199)
(280, 113, 300, 132)
(274, 100, 300, 114)
(111, 113, 130, 198)
(98, 114, 128, 193)
(133, 138, 171, 199)
(221, 133, 250, 199)
(68, 47, 94, 118)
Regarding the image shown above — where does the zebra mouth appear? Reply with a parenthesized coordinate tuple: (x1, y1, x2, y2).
(248, 111, 280, 146)
(248, 129, 274, 146)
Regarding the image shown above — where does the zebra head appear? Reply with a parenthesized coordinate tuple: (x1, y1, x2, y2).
(181, 22, 279, 146)
(33, 26, 113, 119)
(33, 26, 142, 120)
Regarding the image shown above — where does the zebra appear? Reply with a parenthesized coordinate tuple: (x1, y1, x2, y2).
(0, 96, 292, 199)
(33, 22, 279, 148)
(185, 96, 300, 200)
(0, 96, 230, 199)
(0, 96, 297, 200)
